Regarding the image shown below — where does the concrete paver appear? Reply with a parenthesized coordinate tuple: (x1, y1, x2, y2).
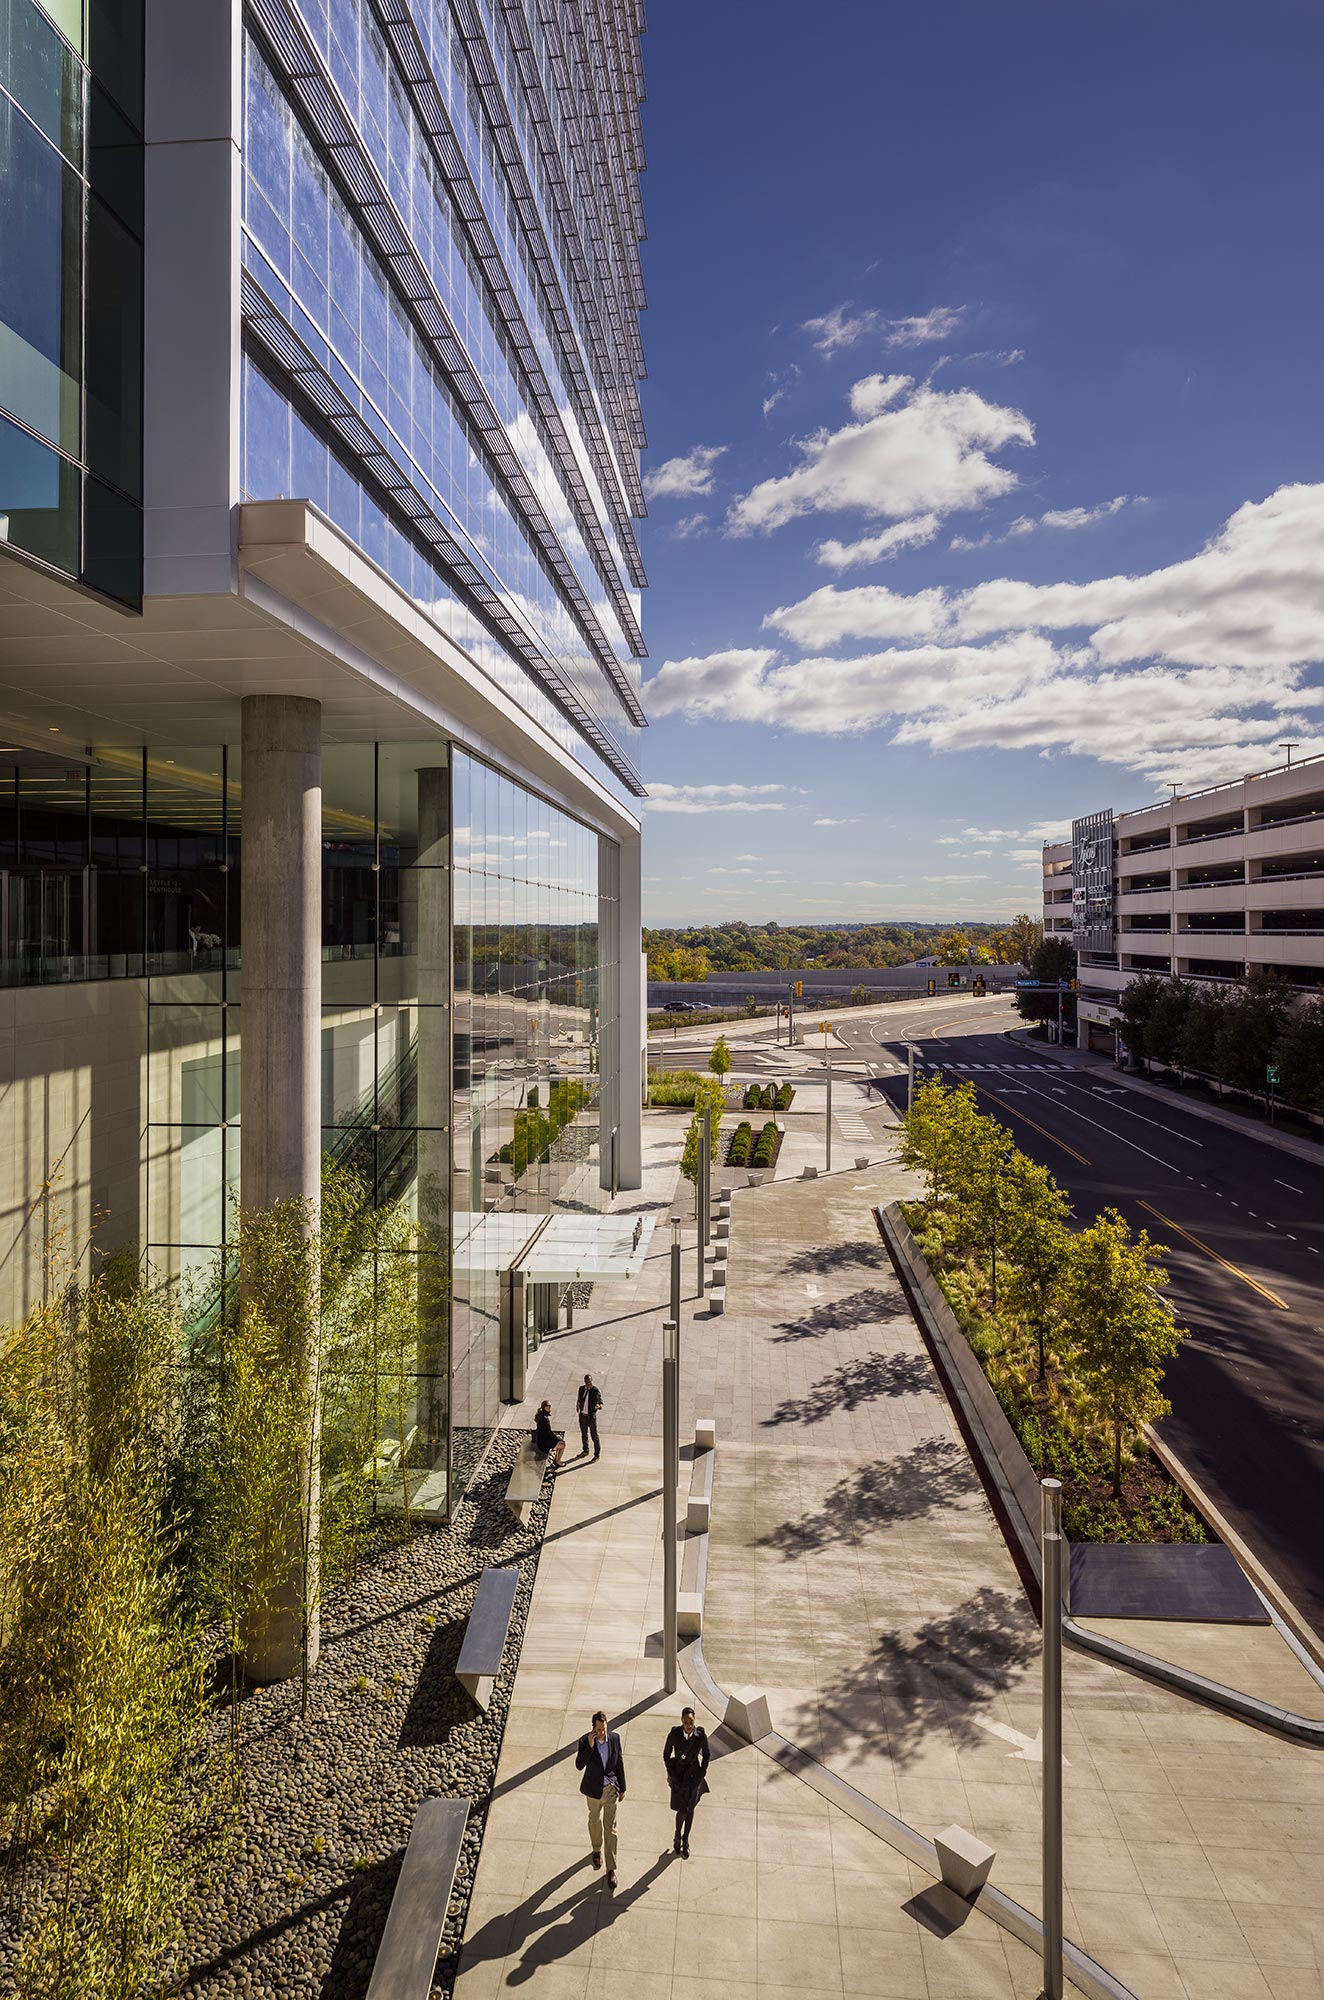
(458, 1101, 1324, 2000)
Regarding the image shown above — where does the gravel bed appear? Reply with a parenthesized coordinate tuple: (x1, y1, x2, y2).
(176, 1426, 552, 2000)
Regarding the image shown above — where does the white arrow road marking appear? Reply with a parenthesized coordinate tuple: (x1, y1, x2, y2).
(974, 1717, 1068, 1763)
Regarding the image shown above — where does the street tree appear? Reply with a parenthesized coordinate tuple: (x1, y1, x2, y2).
(1216, 969, 1292, 1102)
(1014, 936, 1076, 1024)
(1118, 973, 1165, 1063)
(1001, 1151, 1072, 1380)
(1145, 978, 1193, 1070)
(1274, 995, 1324, 1116)
(679, 1076, 725, 1184)
(708, 1033, 732, 1079)
(995, 914, 1042, 967)
(1062, 1208, 1186, 1496)
(899, 1077, 982, 1212)
(1175, 982, 1228, 1086)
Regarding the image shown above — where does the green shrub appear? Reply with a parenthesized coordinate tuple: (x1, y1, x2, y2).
(726, 1120, 754, 1167)
(651, 1069, 707, 1107)
(743, 1083, 761, 1110)
(775, 1083, 794, 1110)
(751, 1120, 778, 1168)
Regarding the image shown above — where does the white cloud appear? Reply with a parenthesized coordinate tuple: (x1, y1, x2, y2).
(801, 304, 968, 354)
(645, 780, 789, 815)
(952, 494, 1134, 552)
(814, 816, 861, 826)
(762, 364, 801, 417)
(644, 484, 1324, 787)
(883, 305, 968, 349)
(727, 378, 1033, 536)
(925, 873, 990, 882)
(672, 512, 709, 539)
(817, 513, 941, 571)
(963, 348, 1025, 368)
(733, 852, 762, 861)
(643, 445, 727, 500)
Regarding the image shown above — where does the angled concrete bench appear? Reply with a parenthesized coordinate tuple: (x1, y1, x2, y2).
(366, 1796, 468, 2000)
(687, 1439, 715, 1533)
(504, 1440, 545, 1524)
(456, 1565, 520, 1711)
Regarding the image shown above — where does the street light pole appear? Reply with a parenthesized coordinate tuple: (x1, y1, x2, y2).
(825, 1035, 833, 1174)
(1041, 1477, 1065, 2000)
(907, 1043, 915, 1114)
(662, 1318, 679, 1695)
(671, 1214, 682, 1324)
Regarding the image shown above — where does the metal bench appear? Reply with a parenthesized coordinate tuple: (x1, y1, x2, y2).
(504, 1439, 545, 1524)
(366, 1796, 468, 2000)
(456, 1566, 520, 1711)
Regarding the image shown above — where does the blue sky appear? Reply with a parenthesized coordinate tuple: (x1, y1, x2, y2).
(634, 0, 1324, 926)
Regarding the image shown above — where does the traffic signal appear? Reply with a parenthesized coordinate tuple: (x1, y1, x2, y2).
(973, 975, 986, 996)
(926, 977, 936, 997)
(794, 980, 803, 998)
(947, 972, 959, 989)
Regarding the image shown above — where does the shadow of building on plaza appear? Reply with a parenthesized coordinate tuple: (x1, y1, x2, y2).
(784, 1585, 1040, 1772)
(769, 1288, 911, 1343)
(755, 1435, 974, 1555)
(761, 1350, 934, 1427)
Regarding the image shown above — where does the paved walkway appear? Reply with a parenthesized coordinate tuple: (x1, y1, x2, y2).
(456, 1105, 1324, 2000)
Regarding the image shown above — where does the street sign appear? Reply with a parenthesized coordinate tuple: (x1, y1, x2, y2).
(1015, 980, 1075, 991)
(1267, 1065, 1280, 1085)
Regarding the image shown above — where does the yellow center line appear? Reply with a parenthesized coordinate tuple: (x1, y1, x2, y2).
(1137, 1199, 1291, 1312)
(968, 1080, 1092, 1167)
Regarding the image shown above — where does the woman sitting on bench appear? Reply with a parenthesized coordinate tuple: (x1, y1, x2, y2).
(533, 1399, 566, 1466)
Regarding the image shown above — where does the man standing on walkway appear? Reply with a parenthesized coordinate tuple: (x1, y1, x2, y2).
(577, 1373, 603, 1460)
(575, 1709, 625, 1887)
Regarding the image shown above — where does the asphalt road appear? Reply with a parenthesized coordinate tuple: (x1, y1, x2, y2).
(865, 1023, 1324, 1639)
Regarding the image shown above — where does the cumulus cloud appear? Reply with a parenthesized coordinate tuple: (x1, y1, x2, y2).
(817, 514, 941, 571)
(645, 780, 789, 814)
(952, 495, 1134, 551)
(643, 445, 727, 500)
(726, 379, 1033, 536)
(672, 512, 709, 540)
(801, 304, 967, 354)
(644, 484, 1324, 787)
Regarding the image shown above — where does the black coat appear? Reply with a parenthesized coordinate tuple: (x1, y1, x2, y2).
(575, 1729, 626, 1799)
(663, 1724, 710, 1811)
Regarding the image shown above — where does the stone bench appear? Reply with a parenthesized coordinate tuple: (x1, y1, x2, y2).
(687, 1438, 715, 1534)
(694, 1417, 716, 1452)
(708, 1284, 726, 1315)
(366, 1796, 469, 2000)
(456, 1565, 520, 1711)
(504, 1439, 545, 1524)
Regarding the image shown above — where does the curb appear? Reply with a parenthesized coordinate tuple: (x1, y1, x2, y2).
(877, 1199, 1324, 1748)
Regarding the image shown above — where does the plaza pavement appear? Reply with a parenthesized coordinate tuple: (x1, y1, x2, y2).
(455, 1087, 1324, 2000)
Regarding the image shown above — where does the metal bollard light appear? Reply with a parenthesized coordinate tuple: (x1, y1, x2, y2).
(1041, 1477, 1065, 2000)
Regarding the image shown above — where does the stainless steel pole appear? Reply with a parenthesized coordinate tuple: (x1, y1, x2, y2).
(907, 1043, 915, 1114)
(1041, 1476, 1065, 2000)
(662, 1318, 679, 1694)
(671, 1215, 682, 1324)
(825, 1041, 833, 1173)
(701, 1101, 712, 1247)
(695, 1122, 705, 1299)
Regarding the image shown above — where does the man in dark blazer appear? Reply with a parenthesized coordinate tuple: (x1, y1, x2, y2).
(576, 1373, 604, 1460)
(575, 1708, 626, 1886)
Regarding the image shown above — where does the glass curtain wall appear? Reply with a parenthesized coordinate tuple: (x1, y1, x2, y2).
(0, 0, 144, 605)
(449, 748, 608, 1489)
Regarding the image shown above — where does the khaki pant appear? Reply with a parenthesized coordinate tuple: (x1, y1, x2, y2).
(587, 1786, 619, 1871)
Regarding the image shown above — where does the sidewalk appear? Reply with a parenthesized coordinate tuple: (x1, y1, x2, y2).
(455, 1111, 1324, 2000)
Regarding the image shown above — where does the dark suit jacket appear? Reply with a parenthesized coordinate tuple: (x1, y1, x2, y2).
(663, 1724, 710, 1808)
(576, 1729, 626, 1798)
(577, 1383, 603, 1418)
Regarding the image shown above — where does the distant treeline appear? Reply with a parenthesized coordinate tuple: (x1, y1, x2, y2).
(645, 917, 1041, 979)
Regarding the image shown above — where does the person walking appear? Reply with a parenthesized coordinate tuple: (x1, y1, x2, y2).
(532, 1398, 565, 1466)
(576, 1373, 603, 1460)
(575, 1709, 626, 1887)
(663, 1706, 709, 1858)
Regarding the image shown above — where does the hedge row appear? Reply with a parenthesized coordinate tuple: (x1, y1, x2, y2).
(743, 1081, 794, 1111)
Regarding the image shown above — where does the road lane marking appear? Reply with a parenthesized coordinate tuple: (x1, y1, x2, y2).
(968, 1081, 1091, 1165)
(1014, 1082, 1185, 1172)
(1058, 1082, 1203, 1145)
(1136, 1199, 1291, 1311)
(1276, 1179, 1304, 1194)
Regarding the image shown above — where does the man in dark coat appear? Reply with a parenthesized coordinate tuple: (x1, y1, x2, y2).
(576, 1373, 603, 1460)
(575, 1709, 626, 1886)
(663, 1706, 710, 1857)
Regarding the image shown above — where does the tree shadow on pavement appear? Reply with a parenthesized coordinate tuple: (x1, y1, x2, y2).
(782, 1241, 883, 1277)
(755, 1436, 974, 1556)
(761, 1351, 933, 1427)
(795, 1586, 1040, 1771)
(770, 1289, 908, 1343)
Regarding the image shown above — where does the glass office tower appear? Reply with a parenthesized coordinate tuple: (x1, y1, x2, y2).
(0, 0, 647, 1520)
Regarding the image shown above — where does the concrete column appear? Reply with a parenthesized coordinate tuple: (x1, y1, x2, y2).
(240, 693, 322, 1682)
(615, 829, 643, 1190)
